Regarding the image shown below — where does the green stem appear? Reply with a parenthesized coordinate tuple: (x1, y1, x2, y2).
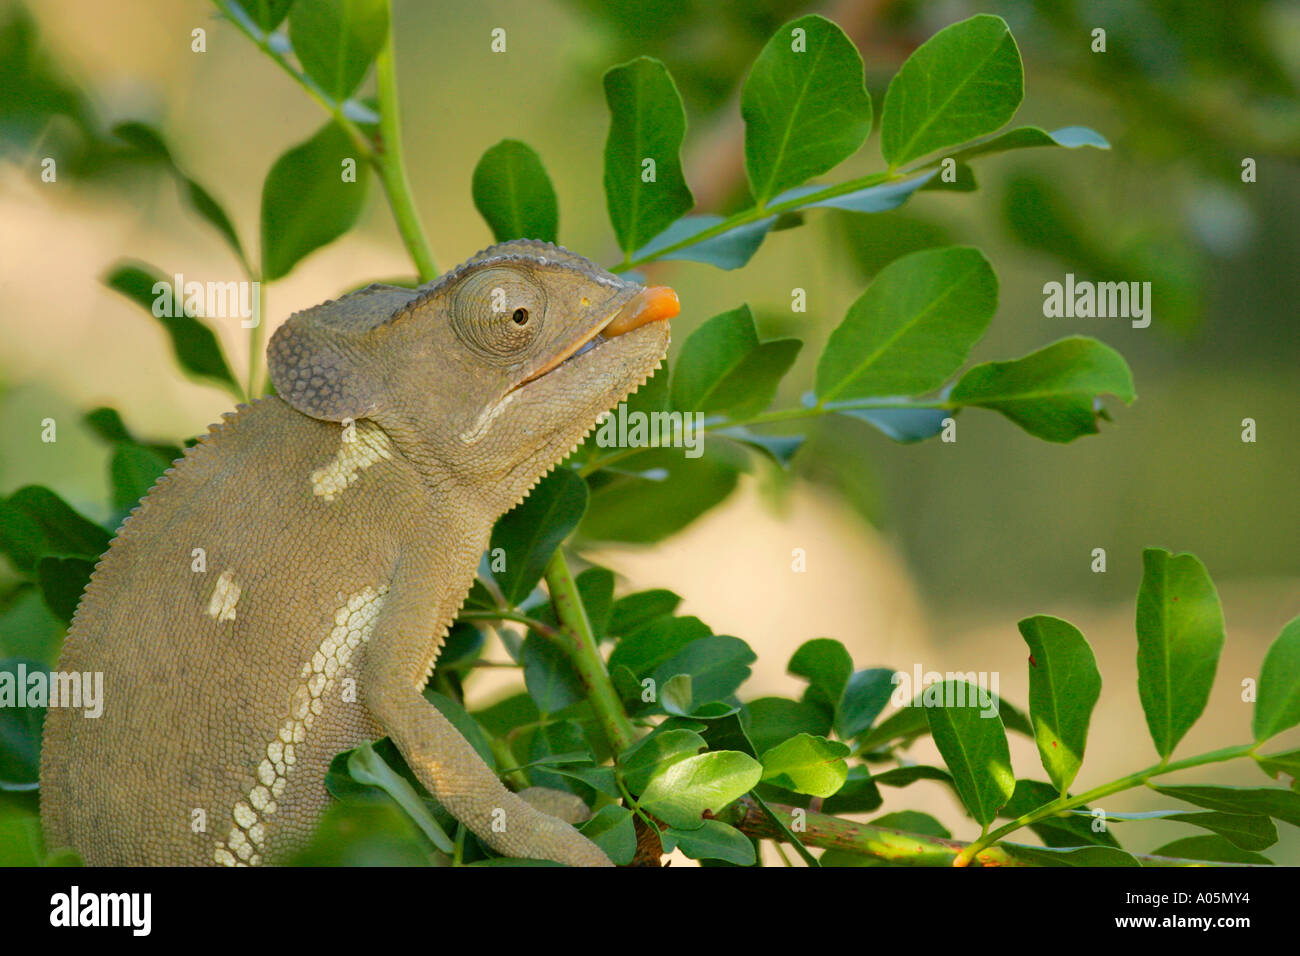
(373, 13, 438, 281)
(246, 277, 267, 399)
(726, 796, 1259, 867)
(954, 743, 1259, 866)
(542, 550, 636, 754)
(577, 397, 952, 476)
(457, 609, 563, 641)
(616, 170, 900, 271)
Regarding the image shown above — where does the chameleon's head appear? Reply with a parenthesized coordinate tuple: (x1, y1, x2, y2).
(268, 240, 675, 506)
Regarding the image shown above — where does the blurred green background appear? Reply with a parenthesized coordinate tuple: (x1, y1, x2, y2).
(1, 0, 1297, 860)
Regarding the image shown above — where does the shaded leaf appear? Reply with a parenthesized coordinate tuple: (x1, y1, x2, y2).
(815, 246, 997, 402)
(490, 467, 587, 606)
(880, 14, 1023, 168)
(1134, 548, 1225, 758)
(289, 0, 388, 101)
(472, 139, 558, 243)
(0, 486, 109, 575)
(742, 14, 872, 204)
(261, 122, 371, 281)
(1150, 835, 1273, 866)
(665, 819, 755, 865)
(1019, 614, 1101, 793)
(949, 336, 1136, 442)
(925, 680, 1014, 826)
(603, 57, 693, 254)
(104, 262, 240, 393)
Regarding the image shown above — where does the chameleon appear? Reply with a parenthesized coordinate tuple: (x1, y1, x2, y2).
(39, 240, 678, 867)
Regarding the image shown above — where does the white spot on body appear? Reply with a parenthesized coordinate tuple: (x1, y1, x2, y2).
(310, 422, 392, 501)
(212, 584, 388, 866)
(206, 569, 241, 621)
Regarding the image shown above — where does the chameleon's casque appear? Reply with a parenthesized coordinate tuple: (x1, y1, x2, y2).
(39, 241, 675, 866)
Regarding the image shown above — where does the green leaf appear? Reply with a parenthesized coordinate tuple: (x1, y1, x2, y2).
(1001, 778, 1118, 848)
(472, 139, 559, 244)
(1097, 810, 1277, 851)
(632, 214, 773, 270)
(938, 125, 1109, 166)
(880, 14, 1023, 169)
(104, 262, 240, 393)
(490, 468, 588, 606)
(35, 556, 93, 625)
(787, 638, 852, 715)
(872, 765, 952, 788)
(608, 588, 681, 636)
(1254, 615, 1300, 742)
(579, 805, 637, 865)
(741, 14, 872, 205)
(1018, 615, 1101, 793)
(638, 750, 762, 830)
(832, 404, 949, 444)
(0, 659, 45, 788)
(670, 305, 801, 418)
(814, 246, 997, 402)
(520, 634, 584, 713)
(666, 819, 756, 865)
(949, 336, 1136, 442)
(581, 446, 738, 544)
(1150, 835, 1274, 866)
(619, 727, 706, 794)
(1150, 784, 1300, 828)
(261, 122, 371, 281)
(232, 0, 293, 31)
(602, 57, 694, 254)
(1002, 843, 1139, 867)
(743, 697, 831, 756)
(111, 122, 246, 263)
(0, 486, 110, 575)
(344, 742, 455, 853)
(819, 765, 882, 814)
(715, 428, 805, 469)
(1134, 548, 1225, 758)
(837, 668, 897, 739)
(607, 615, 711, 679)
(871, 810, 951, 839)
(1254, 749, 1300, 790)
(289, 0, 388, 101)
(650, 635, 755, 709)
(109, 443, 170, 513)
(759, 733, 850, 797)
(925, 680, 1014, 826)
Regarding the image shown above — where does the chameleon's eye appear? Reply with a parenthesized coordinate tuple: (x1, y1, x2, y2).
(450, 267, 546, 360)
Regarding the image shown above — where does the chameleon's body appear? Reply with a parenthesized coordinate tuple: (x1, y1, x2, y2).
(39, 241, 675, 866)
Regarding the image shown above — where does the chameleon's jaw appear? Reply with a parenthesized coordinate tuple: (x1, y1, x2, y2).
(511, 285, 679, 391)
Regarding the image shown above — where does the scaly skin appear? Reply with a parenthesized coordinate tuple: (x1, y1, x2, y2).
(39, 241, 674, 866)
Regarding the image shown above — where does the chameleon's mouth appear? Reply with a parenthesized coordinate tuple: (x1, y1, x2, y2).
(514, 285, 679, 389)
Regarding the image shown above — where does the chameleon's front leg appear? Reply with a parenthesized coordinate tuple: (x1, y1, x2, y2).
(362, 602, 613, 867)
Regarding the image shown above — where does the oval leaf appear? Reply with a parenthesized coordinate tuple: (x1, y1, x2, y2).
(289, 0, 388, 101)
(815, 246, 998, 402)
(472, 139, 559, 244)
(670, 305, 801, 418)
(603, 57, 694, 254)
(759, 733, 850, 798)
(880, 14, 1023, 169)
(261, 122, 371, 281)
(1254, 615, 1300, 742)
(489, 467, 588, 606)
(638, 750, 762, 830)
(1134, 548, 1225, 759)
(949, 336, 1136, 442)
(104, 262, 240, 394)
(1019, 614, 1101, 793)
(741, 14, 872, 204)
(924, 680, 1014, 826)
